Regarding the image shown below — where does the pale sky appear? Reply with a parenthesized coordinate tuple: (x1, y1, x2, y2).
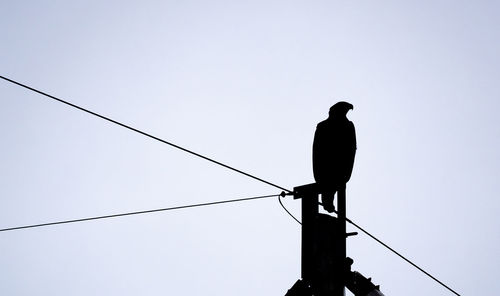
(1, 1, 499, 295)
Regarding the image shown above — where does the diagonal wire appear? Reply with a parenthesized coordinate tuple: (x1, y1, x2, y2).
(279, 198, 460, 295)
(0, 194, 280, 233)
(0, 75, 459, 295)
(344, 216, 461, 296)
(0, 75, 292, 194)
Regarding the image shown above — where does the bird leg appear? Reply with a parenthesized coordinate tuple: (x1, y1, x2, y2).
(321, 191, 336, 213)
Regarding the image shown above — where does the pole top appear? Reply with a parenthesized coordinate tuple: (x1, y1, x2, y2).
(293, 183, 320, 199)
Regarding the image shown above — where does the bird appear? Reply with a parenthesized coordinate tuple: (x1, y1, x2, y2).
(313, 101, 357, 212)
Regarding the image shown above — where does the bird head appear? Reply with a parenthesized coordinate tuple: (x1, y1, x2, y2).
(329, 101, 354, 119)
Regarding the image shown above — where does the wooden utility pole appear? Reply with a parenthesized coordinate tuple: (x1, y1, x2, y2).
(286, 183, 385, 296)
(293, 183, 347, 296)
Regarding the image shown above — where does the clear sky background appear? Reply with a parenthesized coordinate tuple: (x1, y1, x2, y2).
(1, 1, 499, 295)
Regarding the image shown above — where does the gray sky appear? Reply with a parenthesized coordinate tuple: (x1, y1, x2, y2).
(1, 1, 499, 295)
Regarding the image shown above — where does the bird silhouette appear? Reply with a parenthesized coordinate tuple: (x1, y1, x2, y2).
(313, 102, 356, 212)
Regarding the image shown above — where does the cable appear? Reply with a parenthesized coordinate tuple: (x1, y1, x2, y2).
(282, 196, 460, 295)
(0, 75, 292, 194)
(343, 216, 461, 296)
(0, 193, 279, 233)
(278, 192, 301, 225)
(0, 75, 458, 294)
